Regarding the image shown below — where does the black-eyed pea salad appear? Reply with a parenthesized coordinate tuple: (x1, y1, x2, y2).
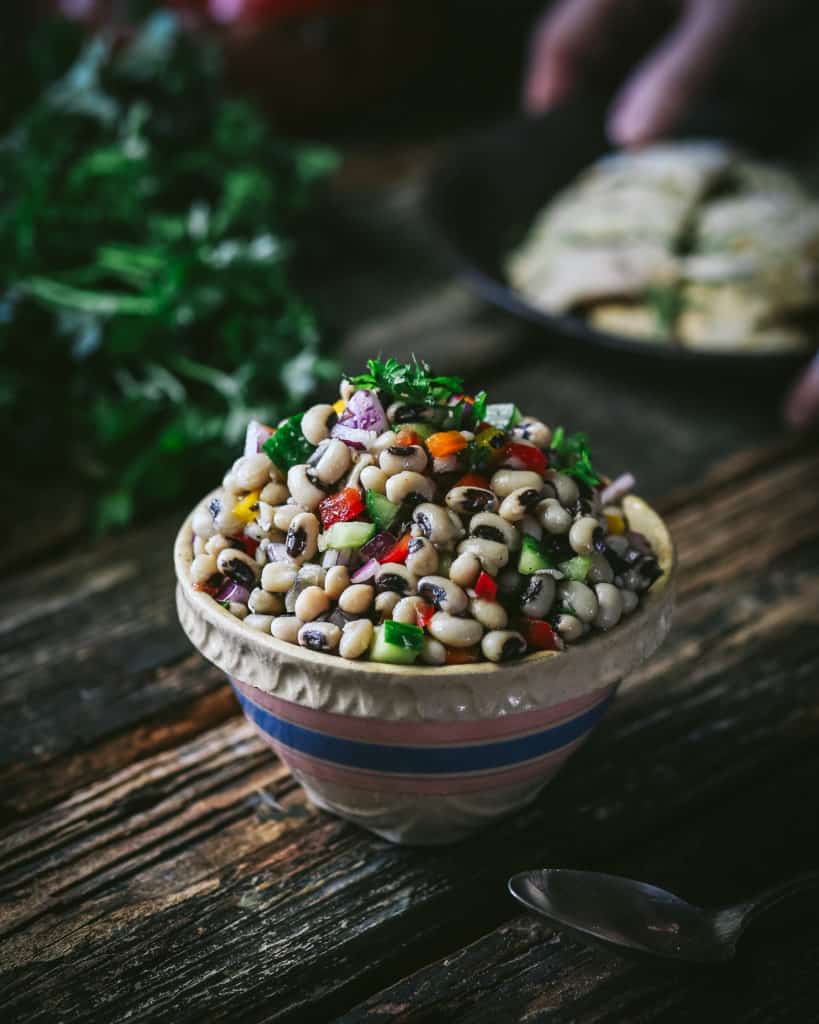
(189, 358, 662, 665)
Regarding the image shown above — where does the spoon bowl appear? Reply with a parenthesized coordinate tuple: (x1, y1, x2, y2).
(508, 869, 819, 963)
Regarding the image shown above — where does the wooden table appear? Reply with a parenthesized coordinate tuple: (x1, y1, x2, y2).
(3, 144, 819, 1024)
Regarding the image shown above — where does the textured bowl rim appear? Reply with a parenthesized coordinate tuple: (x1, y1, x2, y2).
(175, 490, 676, 696)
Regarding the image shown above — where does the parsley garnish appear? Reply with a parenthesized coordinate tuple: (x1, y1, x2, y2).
(645, 284, 686, 339)
(550, 427, 600, 488)
(347, 357, 464, 407)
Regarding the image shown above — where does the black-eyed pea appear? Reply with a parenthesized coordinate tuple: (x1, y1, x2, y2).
(379, 445, 427, 476)
(346, 453, 375, 490)
(385, 471, 435, 505)
(406, 537, 439, 576)
(555, 612, 584, 642)
(213, 498, 244, 536)
(621, 588, 639, 615)
(286, 511, 319, 562)
(228, 602, 249, 619)
(360, 464, 388, 493)
(324, 565, 350, 600)
(298, 621, 341, 653)
(481, 629, 527, 662)
(587, 552, 614, 584)
(593, 583, 623, 630)
(245, 613, 275, 632)
(427, 613, 483, 648)
(216, 547, 259, 588)
(375, 563, 417, 596)
(569, 515, 605, 556)
(547, 471, 580, 507)
(418, 575, 468, 615)
(311, 438, 351, 485)
(260, 481, 289, 506)
(287, 465, 325, 510)
(420, 636, 447, 666)
(392, 596, 427, 624)
(372, 430, 398, 454)
(302, 403, 338, 446)
(412, 503, 463, 546)
(205, 533, 232, 557)
(448, 551, 481, 589)
(520, 514, 542, 541)
(498, 487, 542, 523)
(520, 571, 555, 619)
(374, 591, 401, 617)
(294, 586, 331, 622)
(338, 583, 374, 615)
(273, 504, 303, 531)
(490, 469, 544, 498)
(470, 598, 508, 630)
(496, 566, 522, 594)
(445, 486, 497, 516)
(559, 580, 598, 623)
(271, 615, 303, 644)
(234, 453, 273, 491)
(248, 588, 283, 615)
(536, 498, 572, 535)
(469, 511, 519, 550)
(191, 553, 218, 584)
(339, 619, 373, 660)
(510, 416, 551, 449)
(193, 535, 207, 556)
(261, 562, 298, 593)
(194, 506, 220, 542)
(456, 537, 509, 575)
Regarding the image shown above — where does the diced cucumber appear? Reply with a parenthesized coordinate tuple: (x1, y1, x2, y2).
(369, 624, 419, 665)
(558, 555, 592, 581)
(366, 489, 399, 532)
(384, 619, 424, 650)
(518, 535, 554, 575)
(484, 403, 521, 430)
(323, 521, 376, 550)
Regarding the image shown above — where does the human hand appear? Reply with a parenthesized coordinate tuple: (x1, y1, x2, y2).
(525, 0, 766, 146)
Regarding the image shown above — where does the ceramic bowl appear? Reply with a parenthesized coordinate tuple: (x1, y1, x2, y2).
(175, 494, 675, 845)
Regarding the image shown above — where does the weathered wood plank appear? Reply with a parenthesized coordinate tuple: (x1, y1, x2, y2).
(1, 444, 818, 1023)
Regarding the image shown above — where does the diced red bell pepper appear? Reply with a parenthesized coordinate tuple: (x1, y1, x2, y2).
(194, 574, 223, 597)
(445, 645, 482, 665)
(455, 472, 491, 489)
(394, 427, 421, 446)
(427, 430, 468, 458)
(319, 487, 365, 529)
(504, 441, 548, 475)
(474, 571, 498, 602)
(415, 601, 435, 628)
(525, 619, 560, 651)
(228, 534, 259, 557)
(381, 532, 411, 564)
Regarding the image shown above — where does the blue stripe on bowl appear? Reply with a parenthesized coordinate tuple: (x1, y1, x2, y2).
(232, 685, 613, 775)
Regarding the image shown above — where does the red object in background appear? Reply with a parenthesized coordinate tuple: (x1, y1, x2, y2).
(474, 571, 497, 602)
(503, 441, 548, 475)
(414, 601, 435, 628)
(525, 619, 560, 652)
(318, 486, 365, 528)
(380, 533, 411, 565)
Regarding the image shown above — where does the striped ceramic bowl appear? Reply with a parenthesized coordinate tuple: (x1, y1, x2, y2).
(175, 495, 675, 845)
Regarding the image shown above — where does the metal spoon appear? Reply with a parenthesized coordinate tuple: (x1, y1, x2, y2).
(508, 868, 819, 963)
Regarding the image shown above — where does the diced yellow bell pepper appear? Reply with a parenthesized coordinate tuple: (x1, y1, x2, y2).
(332, 399, 346, 415)
(605, 510, 625, 535)
(232, 489, 260, 524)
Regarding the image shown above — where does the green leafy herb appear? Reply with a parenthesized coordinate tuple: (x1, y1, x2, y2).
(348, 357, 464, 407)
(471, 390, 488, 425)
(0, 9, 339, 531)
(383, 619, 424, 651)
(550, 427, 600, 488)
(645, 284, 686, 339)
(263, 414, 315, 473)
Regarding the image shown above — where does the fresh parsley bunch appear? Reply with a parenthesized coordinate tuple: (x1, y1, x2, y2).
(0, 9, 338, 530)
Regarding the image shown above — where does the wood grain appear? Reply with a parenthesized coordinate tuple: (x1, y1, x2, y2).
(1, 441, 818, 1023)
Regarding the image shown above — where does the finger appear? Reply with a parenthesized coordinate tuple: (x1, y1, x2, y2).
(608, 0, 749, 145)
(784, 353, 819, 432)
(525, 0, 622, 114)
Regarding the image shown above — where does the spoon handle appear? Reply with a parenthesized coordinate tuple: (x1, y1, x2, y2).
(741, 870, 819, 928)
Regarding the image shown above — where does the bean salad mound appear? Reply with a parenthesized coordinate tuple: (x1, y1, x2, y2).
(188, 358, 663, 666)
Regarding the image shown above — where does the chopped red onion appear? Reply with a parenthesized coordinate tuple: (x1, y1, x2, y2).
(322, 547, 355, 568)
(432, 454, 459, 474)
(351, 557, 380, 583)
(341, 388, 388, 434)
(361, 531, 397, 561)
(215, 580, 250, 604)
(330, 422, 378, 450)
(243, 419, 274, 457)
(600, 472, 635, 506)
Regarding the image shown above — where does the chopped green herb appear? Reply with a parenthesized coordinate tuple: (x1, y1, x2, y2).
(263, 414, 314, 472)
(347, 357, 464, 407)
(550, 427, 600, 488)
(384, 619, 424, 651)
(645, 284, 686, 339)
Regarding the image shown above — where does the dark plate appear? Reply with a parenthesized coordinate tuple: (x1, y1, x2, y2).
(425, 95, 814, 371)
